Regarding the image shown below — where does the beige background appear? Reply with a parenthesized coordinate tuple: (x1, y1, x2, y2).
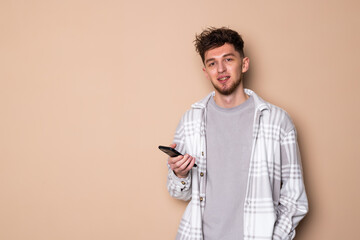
(1, 0, 359, 239)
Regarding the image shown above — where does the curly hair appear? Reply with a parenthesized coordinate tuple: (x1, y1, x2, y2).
(194, 27, 245, 63)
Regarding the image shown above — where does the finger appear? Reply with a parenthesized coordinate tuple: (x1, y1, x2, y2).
(168, 155, 184, 165)
(169, 143, 177, 148)
(184, 158, 196, 172)
(169, 156, 187, 171)
(173, 155, 190, 169)
(177, 155, 192, 171)
(176, 157, 194, 176)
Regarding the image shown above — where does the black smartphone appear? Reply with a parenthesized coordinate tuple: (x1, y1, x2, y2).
(158, 145, 182, 157)
(158, 145, 197, 167)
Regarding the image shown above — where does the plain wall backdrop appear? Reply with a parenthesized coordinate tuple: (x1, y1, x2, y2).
(1, 0, 359, 239)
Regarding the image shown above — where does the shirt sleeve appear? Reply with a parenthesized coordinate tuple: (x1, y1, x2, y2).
(273, 128, 309, 240)
(166, 115, 192, 201)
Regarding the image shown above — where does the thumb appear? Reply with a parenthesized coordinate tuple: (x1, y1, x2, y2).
(169, 143, 177, 148)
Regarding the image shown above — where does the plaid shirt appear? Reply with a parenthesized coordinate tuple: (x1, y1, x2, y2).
(167, 89, 308, 240)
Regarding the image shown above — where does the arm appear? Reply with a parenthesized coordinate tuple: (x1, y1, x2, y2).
(166, 118, 195, 201)
(273, 129, 309, 240)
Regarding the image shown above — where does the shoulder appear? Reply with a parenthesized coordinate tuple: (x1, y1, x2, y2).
(264, 102, 296, 134)
(179, 92, 213, 123)
(179, 107, 204, 125)
(246, 89, 295, 133)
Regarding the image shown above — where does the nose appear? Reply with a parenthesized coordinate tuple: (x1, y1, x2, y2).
(217, 61, 226, 73)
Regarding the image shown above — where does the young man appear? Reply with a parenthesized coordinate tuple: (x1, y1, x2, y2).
(167, 27, 308, 240)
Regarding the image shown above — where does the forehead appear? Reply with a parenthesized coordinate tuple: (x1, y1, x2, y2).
(204, 43, 240, 61)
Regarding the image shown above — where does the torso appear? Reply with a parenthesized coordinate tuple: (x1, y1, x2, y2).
(203, 95, 255, 240)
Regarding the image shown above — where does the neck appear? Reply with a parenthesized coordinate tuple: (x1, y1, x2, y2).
(213, 85, 248, 108)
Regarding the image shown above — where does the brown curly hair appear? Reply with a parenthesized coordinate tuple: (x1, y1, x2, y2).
(194, 27, 245, 63)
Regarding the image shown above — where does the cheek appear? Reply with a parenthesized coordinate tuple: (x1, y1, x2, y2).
(231, 66, 241, 76)
(203, 70, 210, 80)
(204, 69, 215, 80)
(210, 69, 219, 77)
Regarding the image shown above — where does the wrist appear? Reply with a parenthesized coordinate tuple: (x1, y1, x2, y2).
(174, 171, 188, 179)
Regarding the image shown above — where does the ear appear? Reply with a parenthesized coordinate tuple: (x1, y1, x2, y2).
(241, 57, 250, 73)
(203, 67, 210, 80)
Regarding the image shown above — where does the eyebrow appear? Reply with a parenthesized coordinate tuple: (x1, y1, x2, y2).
(204, 53, 236, 64)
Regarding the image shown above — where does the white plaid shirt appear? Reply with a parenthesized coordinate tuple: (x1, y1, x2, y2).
(167, 89, 308, 240)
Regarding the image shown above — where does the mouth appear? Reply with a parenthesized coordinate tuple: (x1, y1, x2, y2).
(217, 76, 230, 83)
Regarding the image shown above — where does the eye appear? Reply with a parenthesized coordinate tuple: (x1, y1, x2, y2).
(225, 58, 233, 62)
(207, 62, 215, 67)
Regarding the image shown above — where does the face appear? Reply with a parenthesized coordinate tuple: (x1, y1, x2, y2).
(203, 43, 249, 96)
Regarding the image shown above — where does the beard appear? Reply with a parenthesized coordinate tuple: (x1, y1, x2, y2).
(212, 74, 243, 96)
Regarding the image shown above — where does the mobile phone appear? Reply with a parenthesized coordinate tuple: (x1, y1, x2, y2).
(158, 145, 182, 157)
(158, 145, 197, 167)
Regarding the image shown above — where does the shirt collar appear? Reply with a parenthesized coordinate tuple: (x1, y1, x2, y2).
(191, 88, 271, 113)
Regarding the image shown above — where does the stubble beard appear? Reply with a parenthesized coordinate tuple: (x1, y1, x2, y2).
(212, 74, 244, 96)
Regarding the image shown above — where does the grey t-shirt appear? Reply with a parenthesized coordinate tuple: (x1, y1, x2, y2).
(203, 95, 255, 240)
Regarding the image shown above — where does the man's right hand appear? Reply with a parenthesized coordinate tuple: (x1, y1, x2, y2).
(167, 143, 196, 178)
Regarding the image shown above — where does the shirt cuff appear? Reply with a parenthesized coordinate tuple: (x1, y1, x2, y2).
(273, 227, 294, 240)
(169, 170, 191, 191)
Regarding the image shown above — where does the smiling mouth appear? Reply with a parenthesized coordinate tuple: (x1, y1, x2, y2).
(218, 76, 230, 81)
